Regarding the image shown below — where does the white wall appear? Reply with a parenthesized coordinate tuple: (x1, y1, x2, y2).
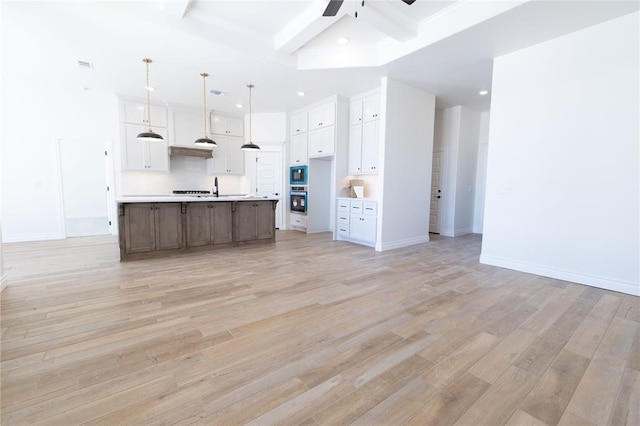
(473, 111, 490, 233)
(246, 113, 287, 143)
(1, 84, 119, 242)
(378, 78, 435, 251)
(481, 12, 639, 296)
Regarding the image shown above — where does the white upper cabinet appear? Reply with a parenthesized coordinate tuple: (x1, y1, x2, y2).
(290, 133, 308, 165)
(122, 124, 168, 172)
(210, 115, 244, 137)
(308, 126, 335, 157)
(362, 95, 381, 122)
(349, 100, 363, 126)
(349, 93, 379, 125)
(348, 125, 363, 174)
(361, 120, 380, 172)
(123, 101, 168, 128)
(207, 136, 244, 175)
(290, 111, 308, 135)
(171, 110, 208, 147)
(308, 101, 336, 131)
(348, 91, 380, 174)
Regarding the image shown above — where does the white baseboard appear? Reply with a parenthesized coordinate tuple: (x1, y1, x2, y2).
(1, 273, 8, 292)
(454, 227, 473, 237)
(378, 235, 429, 252)
(2, 232, 65, 243)
(440, 228, 455, 237)
(480, 254, 640, 296)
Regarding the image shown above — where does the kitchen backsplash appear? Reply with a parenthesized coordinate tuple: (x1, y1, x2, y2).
(119, 156, 250, 195)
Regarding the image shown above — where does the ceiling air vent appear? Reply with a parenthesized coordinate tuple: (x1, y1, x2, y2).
(77, 60, 93, 70)
(209, 89, 227, 96)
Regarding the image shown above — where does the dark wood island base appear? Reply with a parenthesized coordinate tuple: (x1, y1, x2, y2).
(117, 199, 278, 261)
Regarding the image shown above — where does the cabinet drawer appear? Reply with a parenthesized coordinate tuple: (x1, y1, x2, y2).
(350, 201, 364, 214)
(337, 213, 350, 225)
(337, 200, 350, 213)
(363, 201, 377, 215)
(290, 213, 307, 229)
(337, 224, 350, 236)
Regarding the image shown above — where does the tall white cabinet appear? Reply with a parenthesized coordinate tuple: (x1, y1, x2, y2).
(120, 100, 169, 172)
(289, 111, 308, 165)
(348, 91, 380, 175)
(288, 96, 350, 233)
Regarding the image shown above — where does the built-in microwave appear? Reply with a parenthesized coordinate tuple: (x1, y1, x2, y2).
(290, 165, 308, 186)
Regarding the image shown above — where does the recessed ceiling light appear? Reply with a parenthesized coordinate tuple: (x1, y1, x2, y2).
(297, 91, 305, 97)
(337, 37, 350, 45)
(209, 89, 227, 96)
(236, 104, 243, 109)
(479, 90, 489, 96)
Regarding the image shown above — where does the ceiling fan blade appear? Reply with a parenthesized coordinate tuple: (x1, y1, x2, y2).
(323, 0, 344, 17)
(401, 0, 417, 5)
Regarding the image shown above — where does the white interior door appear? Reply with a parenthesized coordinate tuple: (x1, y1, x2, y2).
(430, 151, 444, 234)
(256, 151, 283, 229)
(59, 139, 110, 237)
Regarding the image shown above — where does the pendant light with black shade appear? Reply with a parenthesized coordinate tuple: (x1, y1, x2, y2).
(136, 58, 164, 142)
(240, 83, 260, 151)
(194, 72, 217, 147)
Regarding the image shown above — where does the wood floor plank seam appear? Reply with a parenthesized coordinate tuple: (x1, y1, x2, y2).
(1, 231, 637, 425)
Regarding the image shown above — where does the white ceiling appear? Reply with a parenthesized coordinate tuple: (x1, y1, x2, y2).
(2, 0, 638, 116)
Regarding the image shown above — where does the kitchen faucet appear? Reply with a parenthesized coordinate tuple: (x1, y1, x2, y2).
(213, 176, 219, 197)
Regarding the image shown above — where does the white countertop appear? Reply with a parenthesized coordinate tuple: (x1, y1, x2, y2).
(117, 195, 280, 203)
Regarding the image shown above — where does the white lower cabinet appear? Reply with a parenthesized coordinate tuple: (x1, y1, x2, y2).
(290, 212, 307, 230)
(337, 198, 377, 246)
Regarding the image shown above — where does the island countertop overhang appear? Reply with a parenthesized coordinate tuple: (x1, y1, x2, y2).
(116, 195, 280, 203)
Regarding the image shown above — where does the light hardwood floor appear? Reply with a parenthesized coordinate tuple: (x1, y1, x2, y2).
(1, 231, 638, 425)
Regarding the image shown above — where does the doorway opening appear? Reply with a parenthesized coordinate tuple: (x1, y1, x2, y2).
(58, 139, 112, 237)
(255, 151, 283, 229)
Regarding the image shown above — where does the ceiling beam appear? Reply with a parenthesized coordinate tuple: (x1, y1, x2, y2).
(274, 0, 347, 55)
(358, 1, 417, 42)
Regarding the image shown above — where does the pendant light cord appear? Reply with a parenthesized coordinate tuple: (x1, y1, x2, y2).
(202, 73, 209, 138)
(248, 84, 254, 143)
(143, 58, 152, 131)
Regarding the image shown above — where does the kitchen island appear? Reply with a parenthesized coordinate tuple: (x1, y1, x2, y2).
(117, 196, 279, 260)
